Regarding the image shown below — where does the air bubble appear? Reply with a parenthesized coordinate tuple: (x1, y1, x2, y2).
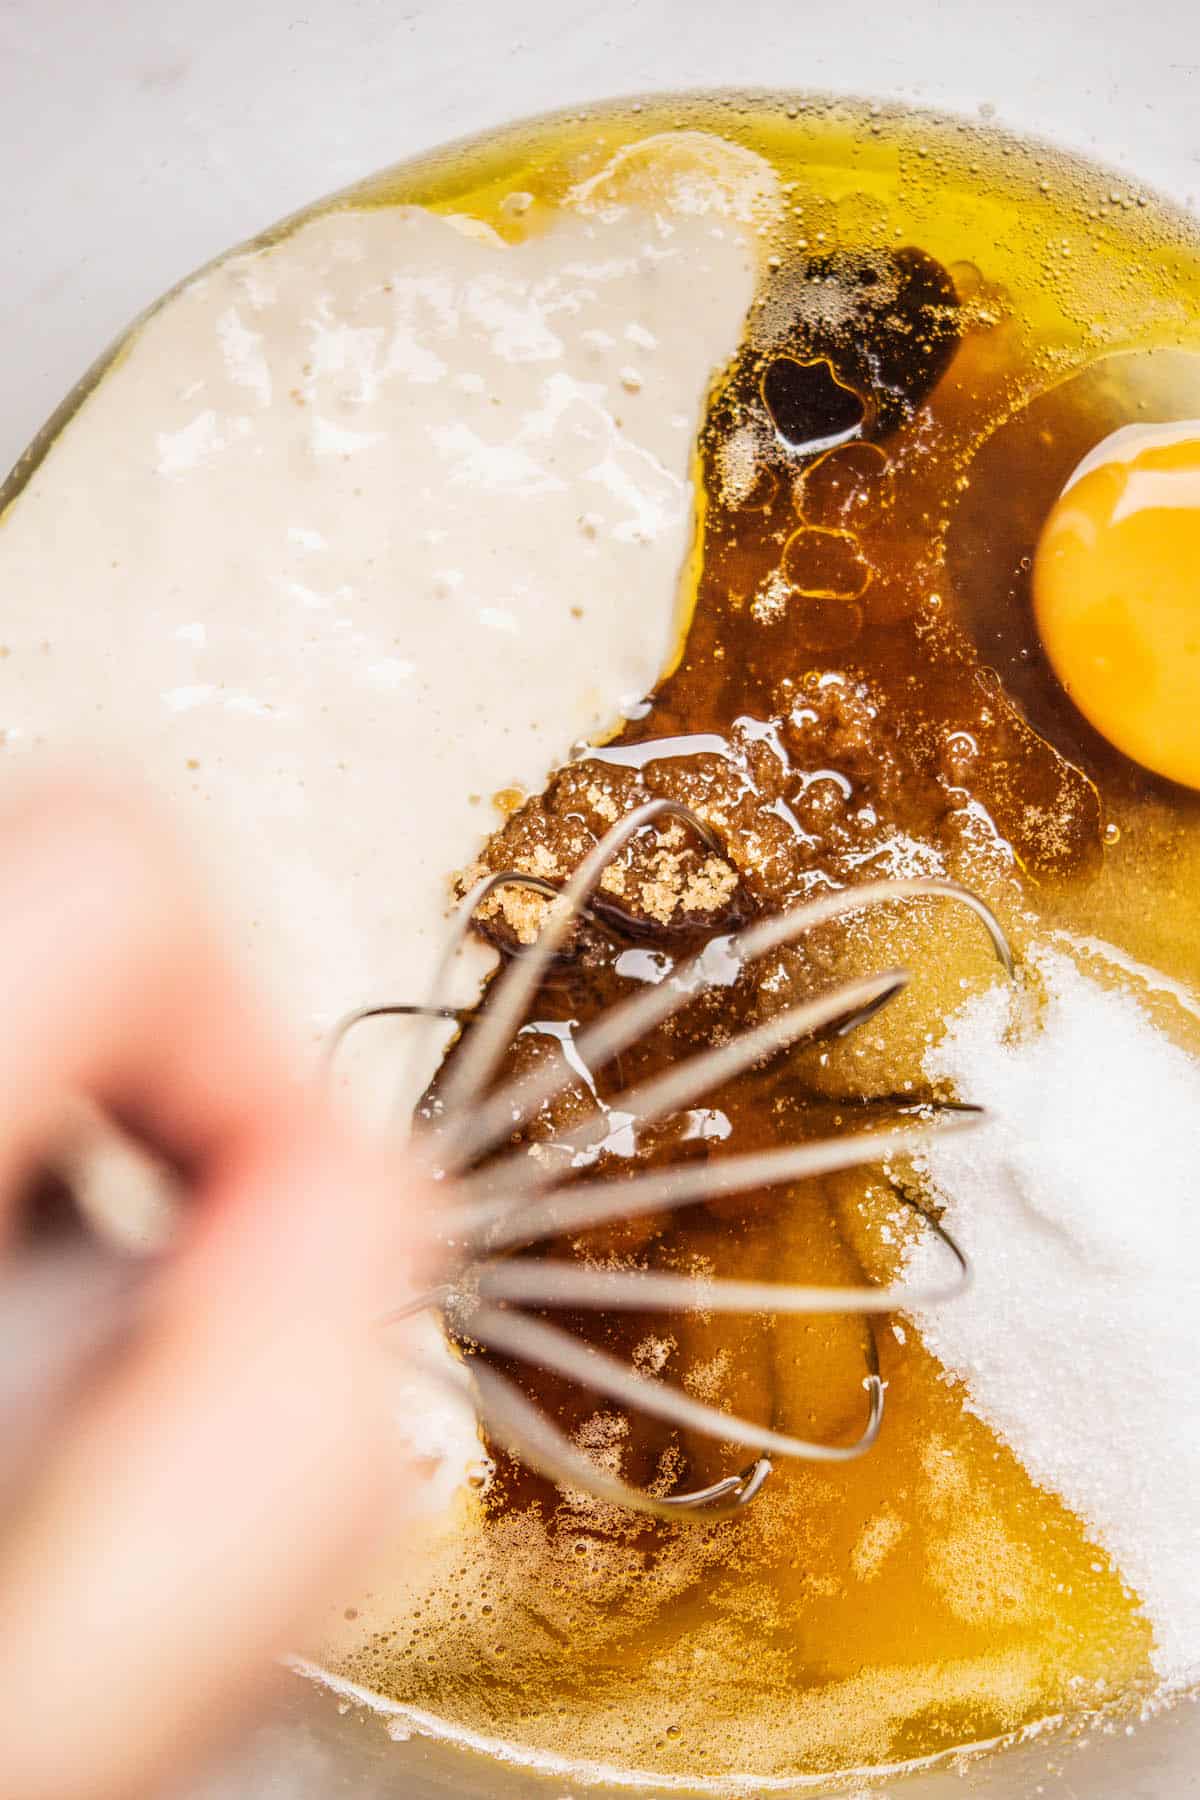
(782, 526, 872, 601)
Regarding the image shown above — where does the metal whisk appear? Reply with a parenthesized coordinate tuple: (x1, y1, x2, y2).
(331, 799, 1013, 1521)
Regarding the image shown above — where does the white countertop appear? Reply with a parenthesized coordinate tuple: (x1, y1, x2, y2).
(1, 0, 1197, 477)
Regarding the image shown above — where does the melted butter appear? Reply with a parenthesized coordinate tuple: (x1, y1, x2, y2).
(309, 95, 1200, 1782)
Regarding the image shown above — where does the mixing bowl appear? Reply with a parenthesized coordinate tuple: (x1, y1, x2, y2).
(3, 3, 1197, 1794)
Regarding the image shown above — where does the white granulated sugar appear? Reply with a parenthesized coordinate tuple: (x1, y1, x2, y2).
(910, 944, 1200, 1690)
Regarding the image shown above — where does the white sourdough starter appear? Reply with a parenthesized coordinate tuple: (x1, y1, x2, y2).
(0, 137, 773, 1497)
(0, 158, 766, 1051)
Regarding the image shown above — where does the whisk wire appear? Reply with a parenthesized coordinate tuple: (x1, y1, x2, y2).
(462, 1303, 885, 1468)
(466, 1358, 773, 1521)
(439, 870, 1012, 1172)
(434, 800, 724, 1134)
(453, 1114, 977, 1251)
(335, 801, 1014, 1519)
(454, 967, 910, 1216)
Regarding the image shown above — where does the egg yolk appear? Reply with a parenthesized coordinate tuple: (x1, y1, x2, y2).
(1033, 422, 1200, 789)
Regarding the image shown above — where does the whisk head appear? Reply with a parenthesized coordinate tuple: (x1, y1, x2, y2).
(330, 799, 1012, 1521)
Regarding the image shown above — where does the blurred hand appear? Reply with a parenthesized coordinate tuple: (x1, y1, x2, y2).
(0, 772, 417, 1800)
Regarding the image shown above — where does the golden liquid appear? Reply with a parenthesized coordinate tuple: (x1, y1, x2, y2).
(323, 95, 1200, 1782)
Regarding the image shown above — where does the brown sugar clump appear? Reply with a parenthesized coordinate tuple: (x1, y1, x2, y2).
(636, 848, 739, 925)
(455, 759, 744, 949)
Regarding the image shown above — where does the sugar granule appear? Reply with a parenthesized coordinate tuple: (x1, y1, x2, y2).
(910, 944, 1200, 1690)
